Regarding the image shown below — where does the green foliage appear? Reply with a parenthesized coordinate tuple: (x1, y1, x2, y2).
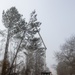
(2, 7, 21, 28)
(27, 37, 41, 51)
(28, 10, 41, 36)
(2, 7, 26, 38)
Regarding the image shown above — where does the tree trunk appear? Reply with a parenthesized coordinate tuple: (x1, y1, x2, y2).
(1, 29, 10, 75)
(7, 31, 26, 75)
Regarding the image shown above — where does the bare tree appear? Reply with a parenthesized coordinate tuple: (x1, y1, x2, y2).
(55, 36, 75, 75)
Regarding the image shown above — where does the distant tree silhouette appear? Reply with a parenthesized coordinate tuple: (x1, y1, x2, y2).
(55, 36, 75, 75)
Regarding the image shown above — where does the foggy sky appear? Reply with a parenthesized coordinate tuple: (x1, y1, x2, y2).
(0, 0, 75, 74)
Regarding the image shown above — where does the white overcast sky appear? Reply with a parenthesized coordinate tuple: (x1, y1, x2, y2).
(0, 0, 75, 73)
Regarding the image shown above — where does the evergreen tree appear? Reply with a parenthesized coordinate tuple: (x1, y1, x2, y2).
(25, 11, 45, 75)
(2, 7, 26, 75)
